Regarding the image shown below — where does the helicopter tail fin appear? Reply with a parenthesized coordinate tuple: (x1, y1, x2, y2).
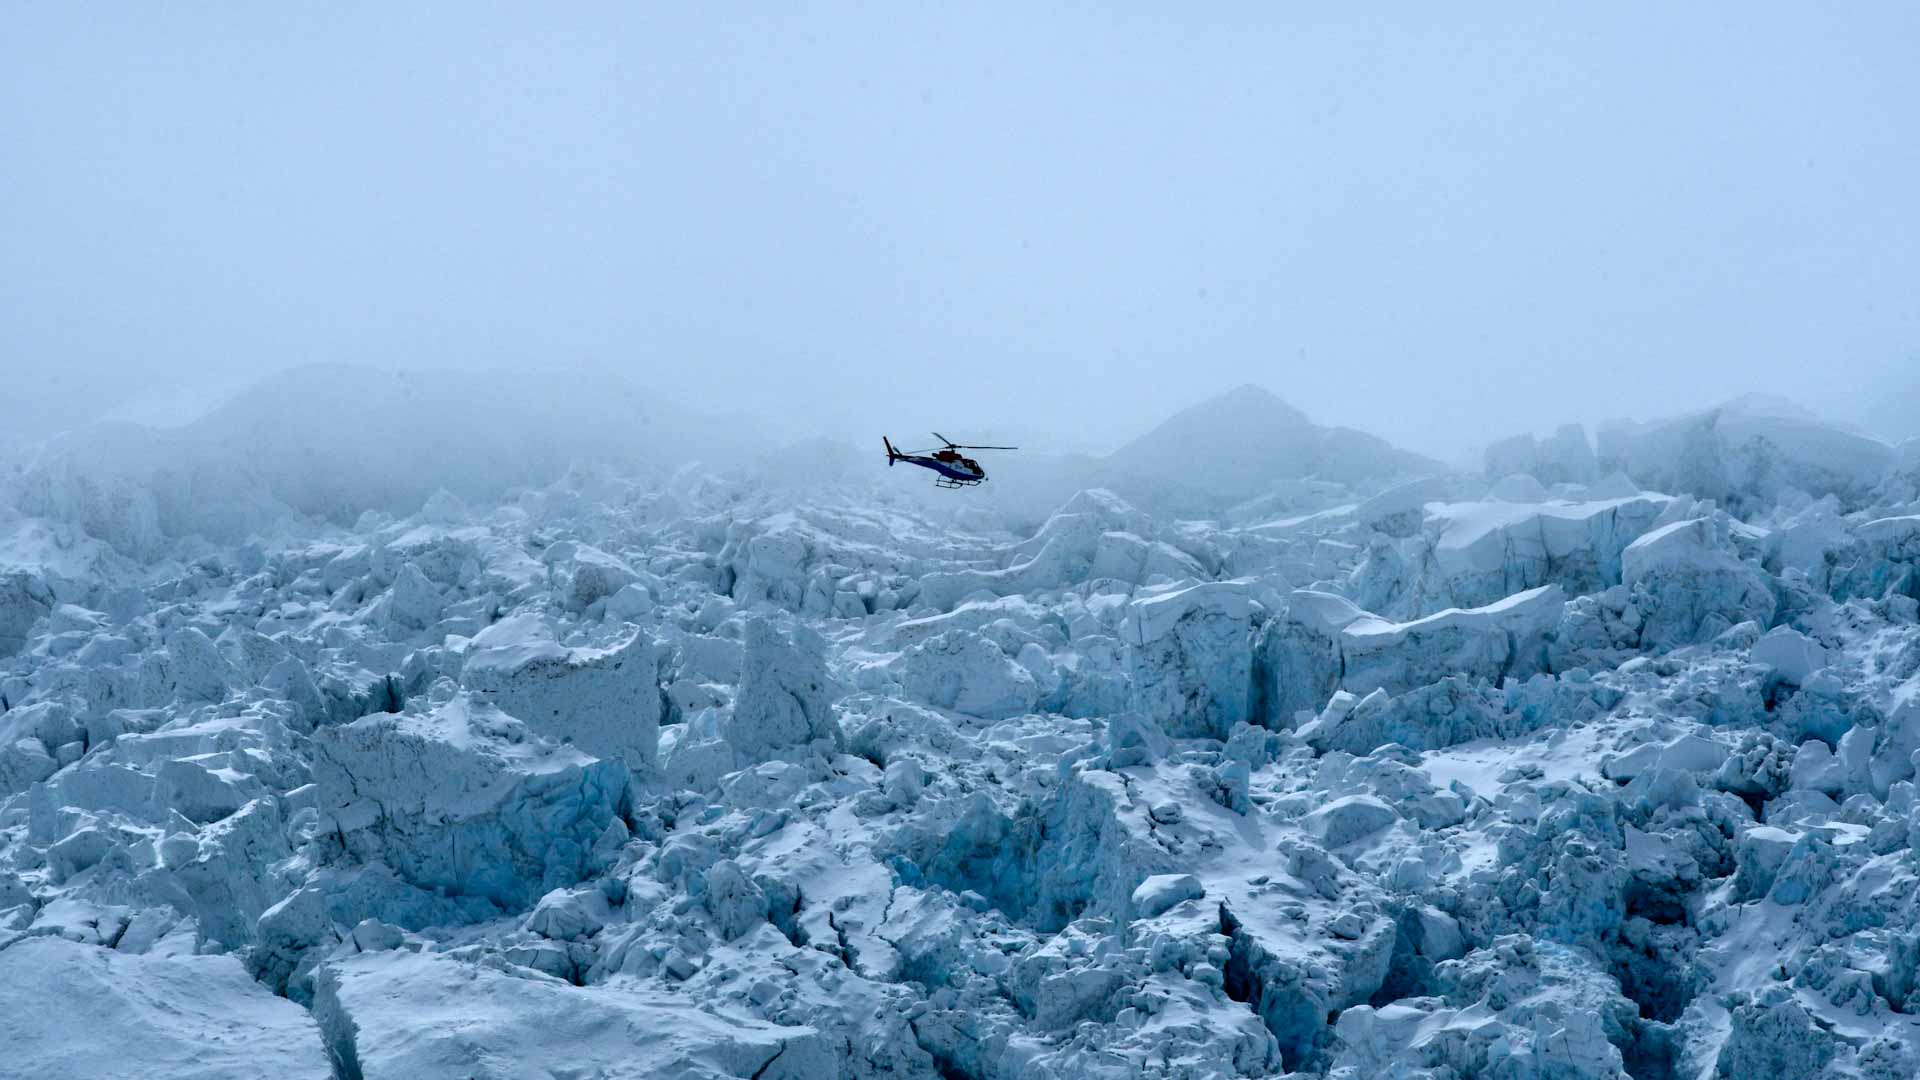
(883, 436, 897, 465)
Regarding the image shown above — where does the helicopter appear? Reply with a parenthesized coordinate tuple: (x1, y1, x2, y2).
(883, 433, 1018, 488)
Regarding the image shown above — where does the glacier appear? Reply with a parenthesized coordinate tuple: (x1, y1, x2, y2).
(4, 379, 1920, 1079)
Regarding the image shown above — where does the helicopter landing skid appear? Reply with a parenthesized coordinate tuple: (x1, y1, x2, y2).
(934, 477, 982, 489)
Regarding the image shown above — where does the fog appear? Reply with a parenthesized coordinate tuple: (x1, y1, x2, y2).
(4, 3, 1918, 461)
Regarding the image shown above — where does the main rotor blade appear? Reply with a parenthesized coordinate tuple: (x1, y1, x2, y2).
(928, 431, 1015, 450)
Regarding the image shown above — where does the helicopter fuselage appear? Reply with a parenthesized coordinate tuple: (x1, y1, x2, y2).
(900, 451, 985, 485)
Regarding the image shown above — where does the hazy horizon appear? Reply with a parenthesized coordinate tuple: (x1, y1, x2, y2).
(6, 4, 1918, 460)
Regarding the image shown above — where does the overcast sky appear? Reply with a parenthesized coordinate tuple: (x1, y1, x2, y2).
(4, 3, 1917, 458)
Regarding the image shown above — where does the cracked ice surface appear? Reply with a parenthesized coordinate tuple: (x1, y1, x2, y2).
(6, 392, 1920, 1078)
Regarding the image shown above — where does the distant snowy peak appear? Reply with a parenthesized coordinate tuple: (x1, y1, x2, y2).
(1713, 391, 1823, 423)
(2, 363, 750, 552)
(1595, 392, 1886, 445)
(1147, 382, 1315, 430)
(1479, 395, 1902, 512)
(1708, 392, 1885, 442)
(1593, 395, 1896, 510)
(1103, 383, 1440, 501)
(185, 362, 703, 457)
